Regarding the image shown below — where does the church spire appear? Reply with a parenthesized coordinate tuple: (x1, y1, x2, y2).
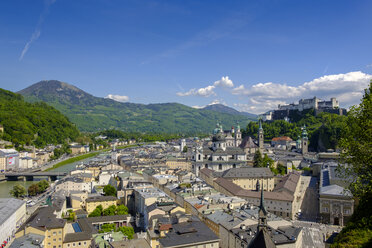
(258, 184, 268, 232)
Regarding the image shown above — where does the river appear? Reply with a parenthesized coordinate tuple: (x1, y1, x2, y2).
(0, 153, 108, 198)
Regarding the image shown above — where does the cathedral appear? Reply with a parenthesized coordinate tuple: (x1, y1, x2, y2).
(193, 122, 247, 176)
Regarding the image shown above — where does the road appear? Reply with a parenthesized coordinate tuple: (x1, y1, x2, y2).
(300, 176, 319, 221)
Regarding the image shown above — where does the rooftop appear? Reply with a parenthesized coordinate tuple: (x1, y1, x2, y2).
(86, 195, 117, 203)
(0, 198, 25, 224)
(159, 220, 219, 247)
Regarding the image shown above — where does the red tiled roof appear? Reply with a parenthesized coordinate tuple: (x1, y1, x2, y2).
(193, 204, 205, 209)
(271, 136, 293, 142)
(159, 223, 173, 231)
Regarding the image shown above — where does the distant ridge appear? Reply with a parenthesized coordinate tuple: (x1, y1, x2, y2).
(203, 104, 257, 119)
(18, 80, 256, 134)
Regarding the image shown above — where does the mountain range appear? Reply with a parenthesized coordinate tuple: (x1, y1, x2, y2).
(18, 80, 256, 134)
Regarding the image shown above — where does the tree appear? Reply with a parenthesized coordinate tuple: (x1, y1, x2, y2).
(253, 150, 263, 167)
(103, 184, 117, 197)
(10, 184, 27, 198)
(28, 184, 39, 196)
(116, 205, 129, 215)
(118, 226, 134, 239)
(182, 146, 188, 152)
(332, 82, 372, 247)
(103, 205, 117, 216)
(68, 212, 76, 221)
(339, 81, 372, 198)
(88, 208, 102, 217)
(99, 223, 116, 233)
(37, 180, 49, 192)
(263, 154, 274, 168)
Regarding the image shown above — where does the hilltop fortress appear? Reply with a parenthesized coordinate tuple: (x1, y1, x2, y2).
(263, 96, 347, 121)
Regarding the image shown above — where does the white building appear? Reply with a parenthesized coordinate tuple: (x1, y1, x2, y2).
(0, 148, 19, 171)
(19, 157, 34, 170)
(0, 198, 26, 246)
(55, 177, 93, 193)
(278, 97, 339, 111)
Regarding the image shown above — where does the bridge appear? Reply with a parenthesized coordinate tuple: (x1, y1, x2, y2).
(4, 171, 67, 181)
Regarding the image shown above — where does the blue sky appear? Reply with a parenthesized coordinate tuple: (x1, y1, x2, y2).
(1, 0, 372, 113)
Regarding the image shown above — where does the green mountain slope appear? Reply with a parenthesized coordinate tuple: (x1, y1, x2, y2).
(18, 80, 254, 134)
(0, 88, 79, 147)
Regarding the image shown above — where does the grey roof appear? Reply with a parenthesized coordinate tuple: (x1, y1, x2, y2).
(220, 167, 274, 179)
(64, 232, 92, 243)
(201, 146, 246, 156)
(86, 214, 130, 224)
(206, 211, 233, 224)
(9, 233, 44, 248)
(86, 195, 117, 203)
(110, 238, 151, 248)
(240, 136, 258, 149)
(0, 198, 25, 224)
(20, 207, 66, 231)
(159, 221, 219, 247)
(320, 184, 352, 197)
(274, 172, 300, 193)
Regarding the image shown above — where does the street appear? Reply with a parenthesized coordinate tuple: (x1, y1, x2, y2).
(300, 176, 319, 221)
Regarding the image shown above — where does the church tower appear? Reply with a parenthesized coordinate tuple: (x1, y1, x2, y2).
(258, 185, 268, 231)
(301, 125, 308, 155)
(234, 122, 242, 147)
(258, 119, 264, 151)
(248, 184, 276, 247)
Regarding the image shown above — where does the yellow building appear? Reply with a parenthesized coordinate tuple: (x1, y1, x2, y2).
(200, 167, 275, 191)
(15, 207, 66, 248)
(85, 196, 117, 214)
(166, 157, 192, 171)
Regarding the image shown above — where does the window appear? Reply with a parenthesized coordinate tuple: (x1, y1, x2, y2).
(79, 242, 81, 246)
(84, 242, 86, 245)
(205, 164, 208, 168)
(219, 164, 222, 170)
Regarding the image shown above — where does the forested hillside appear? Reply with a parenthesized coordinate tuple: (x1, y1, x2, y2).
(243, 109, 347, 152)
(0, 88, 79, 147)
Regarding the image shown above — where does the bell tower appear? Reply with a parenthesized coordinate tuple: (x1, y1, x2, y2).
(301, 125, 308, 155)
(234, 122, 242, 147)
(258, 119, 264, 151)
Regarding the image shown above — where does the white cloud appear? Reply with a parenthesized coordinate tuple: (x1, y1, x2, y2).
(105, 94, 129, 102)
(177, 76, 233, 97)
(208, 99, 226, 105)
(232, 71, 372, 114)
(366, 64, 372, 68)
(191, 99, 227, 109)
(213, 76, 234, 88)
(19, 0, 56, 61)
(177, 85, 216, 97)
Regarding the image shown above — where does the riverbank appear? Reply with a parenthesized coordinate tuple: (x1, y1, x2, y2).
(44, 144, 139, 172)
(44, 152, 99, 171)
